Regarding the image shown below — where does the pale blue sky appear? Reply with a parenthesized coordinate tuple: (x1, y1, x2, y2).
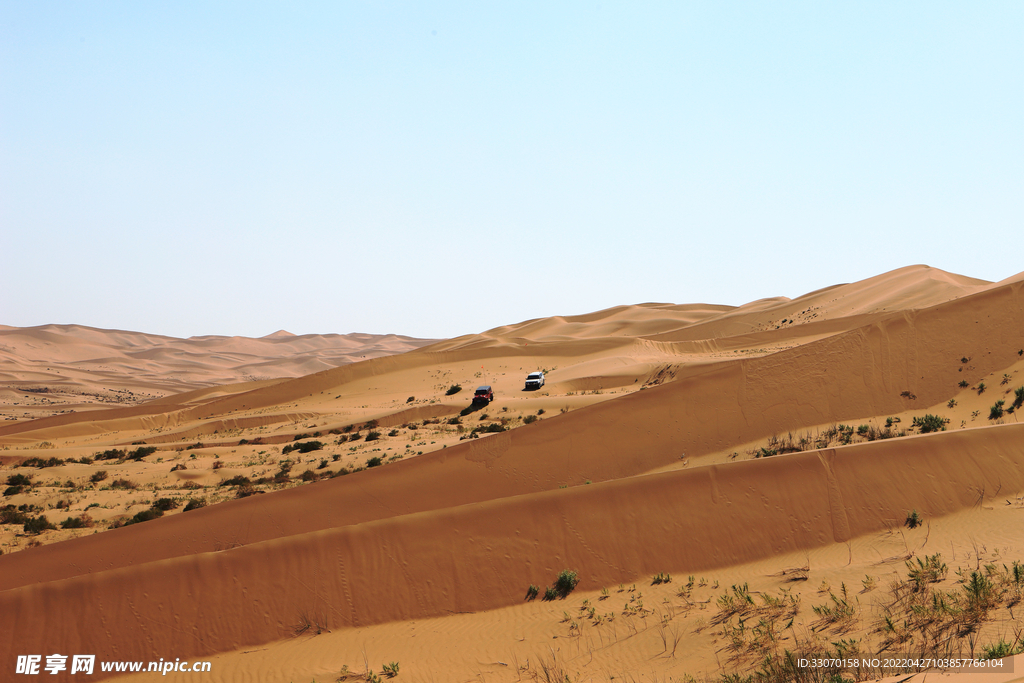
(2, 2, 1021, 339)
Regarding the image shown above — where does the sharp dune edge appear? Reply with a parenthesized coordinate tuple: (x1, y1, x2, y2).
(2, 265, 1024, 681)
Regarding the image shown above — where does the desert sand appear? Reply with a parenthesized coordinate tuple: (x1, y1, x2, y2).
(2, 264, 1024, 682)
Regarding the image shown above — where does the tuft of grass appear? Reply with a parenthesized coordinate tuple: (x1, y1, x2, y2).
(525, 584, 539, 601)
(911, 414, 946, 433)
(905, 510, 922, 529)
(554, 569, 580, 598)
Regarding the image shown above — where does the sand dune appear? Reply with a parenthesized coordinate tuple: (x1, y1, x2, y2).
(2, 265, 1024, 681)
(0, 324, 437, 423)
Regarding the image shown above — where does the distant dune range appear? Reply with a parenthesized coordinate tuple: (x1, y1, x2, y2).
(0, 325, 437, 422)
(2, 265, 1024, 679)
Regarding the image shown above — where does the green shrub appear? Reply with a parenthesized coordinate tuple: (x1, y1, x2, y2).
(446, 384, 462, 396)
(958, 380, 969, 388)
(1014, 387, 1024, 409)
(905, 510, 922, 529)
(526, 584, 539, 600)
(124, 508, 164, 526)
(523, 414, 538, 424)
(978, 382, 986, 394)
(89, 470, 108, 484)
(912, 414, 946, 433)
(543, 586, 559, 601)
(366, 456, 383, 468)
(183, 499, 206, 512)
(60, 516, 89, 529)
(24, 515, 56, 534)
(982, 639, 1023, 660)
(152, 498, 178, 512)
(0, 506, 29, 525)
(300, 469, 317, 482)
(283, 440, 324, 455)
(554, 569, 580, 598)
(109, 478, 138, 490)
(219, 476, 251, 487)
(126, 446, 157, 461)
(94, 448, 126, 461)
(365, 431, 381, 442)
(6, 474, 31, 487)
(990, 401, 1005, 420)
(3, 486, 24, 496)
(471, 423, 507, 435)
(20, 457, 65, 468)
(387, 429, 399, 437)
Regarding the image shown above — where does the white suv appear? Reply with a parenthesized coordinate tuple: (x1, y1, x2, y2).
(524, 372, 545, 390)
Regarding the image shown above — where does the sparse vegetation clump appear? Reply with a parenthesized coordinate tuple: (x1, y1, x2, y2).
(60, 514, 92, 529)
(553, 569, 580, 598)
(366, 456, 383, 468)
(905, 509, 922, 528)
(445, 384, 462, 396)
(911, 414, 946, 433)
(282, 440, 323, 454)
(183, 499, 206, 512)
(990, 400, 1005, 420)
(23, 515, 56, 534)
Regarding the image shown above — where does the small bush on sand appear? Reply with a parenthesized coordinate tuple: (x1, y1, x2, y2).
(153, 498, 178, 511)
(446, 384, 462, 396)
(183, 499, 206, 512)
(526, 584, 539, 600)
(978, 382, 986, 394)
(912, 414, 946, 433)
(524, 414, 538, 424)
(906, 510, 922, 529)
(554, 569, 580, 598)
(89, 470, 108, 484)
(110, 478, 138, 490)
(125, 508, 163, 526)
(60, 514, 92, 529)
(219, 476, 251, 487)
(365, 431, 381, 442)
(990, 400, 1005, 420)
(366, 456, 383, 468)
(24, 515, 56, 534)
(6, 474, 31, 487)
